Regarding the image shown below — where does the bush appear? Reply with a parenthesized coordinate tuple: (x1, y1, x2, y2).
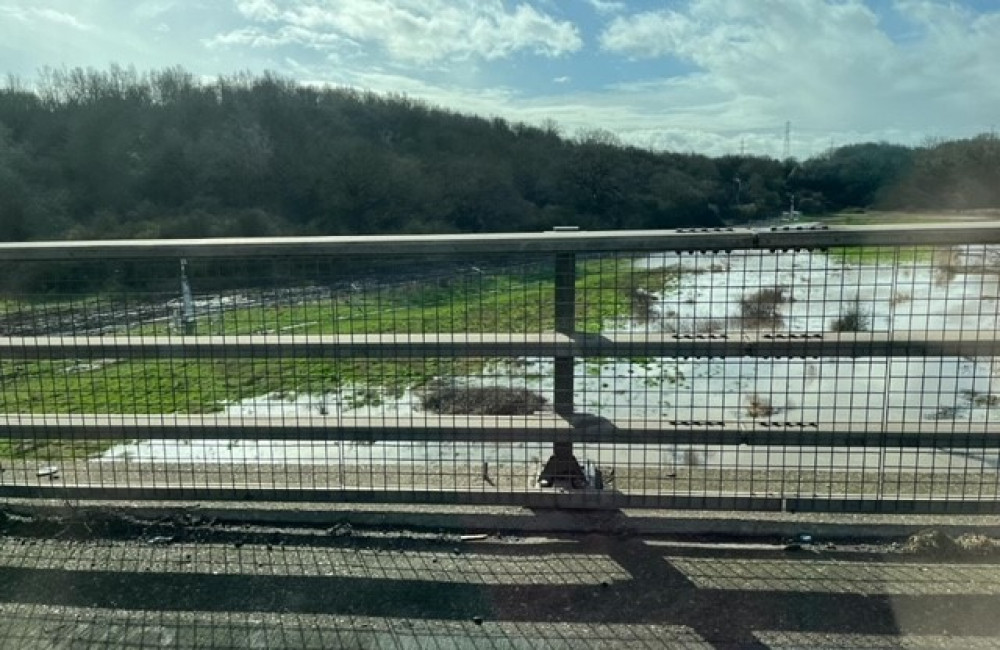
(695, 319, 725, 334)
(933, 247, 961, 286)
(830, 301, 870, 332)
(739, 287, 786, 329)
(630, 287, 656, 322)
(420, 386, 547, 415)
(745, 393, 775, 418)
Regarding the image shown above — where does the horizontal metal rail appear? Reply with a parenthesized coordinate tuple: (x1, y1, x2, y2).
(4, 331, 1000, 359)
(1, 222, 1000, 261)
(0, 228, 755, 261)
(758, 222, 1000, 249)
(4, 414, 1000, 447)
(0, 484, 996, 514)
(0, 333, 573, 360)
(0, 414, 572, 443)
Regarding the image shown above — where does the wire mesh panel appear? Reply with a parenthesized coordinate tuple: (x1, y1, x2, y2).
(573, 236, 1000, 511)
(1, 226, 999, 513)
(0, 253, 562, 502)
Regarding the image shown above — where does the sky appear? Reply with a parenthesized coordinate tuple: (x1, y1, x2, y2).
(1, 0, 998, 158)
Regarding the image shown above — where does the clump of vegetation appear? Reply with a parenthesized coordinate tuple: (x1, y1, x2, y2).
(739, 287, 786, 329)
(903, 529, 1000, 556)
(678, 448, 702, 467)
(630, 287, 657, 323)
(960, 390, 1000, 408)
(745, 393, 775, 418)
(575, 261, 678, 332)
(955, 533, 1000, 555)
(695, 319, 725, 334)
(891, 291, 910, 306)
(933, 247, 961, 286)
(902, 529, 956, 555)
(420, 386, 547, 415)
(925, 406, 960, 421)
(830, 300, 870, 332)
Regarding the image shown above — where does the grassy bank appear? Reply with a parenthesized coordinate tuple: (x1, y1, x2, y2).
(827, 245, 935, 266)
(0, 258, 677, 459)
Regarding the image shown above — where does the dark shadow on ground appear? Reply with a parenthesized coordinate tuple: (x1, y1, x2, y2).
(1, 518, 1000, 648)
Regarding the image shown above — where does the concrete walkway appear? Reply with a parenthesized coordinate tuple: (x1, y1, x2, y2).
(0, 520, 998, 648)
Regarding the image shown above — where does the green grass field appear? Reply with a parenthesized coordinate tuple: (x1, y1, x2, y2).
(0, 258, 677, 459)
(827, 245, 936, 266)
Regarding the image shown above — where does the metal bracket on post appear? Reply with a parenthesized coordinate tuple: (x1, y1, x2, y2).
(538, 242, 589, 489)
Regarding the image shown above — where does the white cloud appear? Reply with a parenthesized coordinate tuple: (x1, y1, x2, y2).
(319, 1, 997, 157)
(235, 0, 280, 21)
(35, 8, 92, 30)
(3, 0, 995, 157)
(0, 6, 93, 31)
(206, 25, 355, 51)
(0, 6, 29, 23)
(597, 0, 1000, 140)
(600, 9, 696, 59)
(215, 0, 582, 64)
(586, 0, 625, 15)
(132, 1, 177, 21)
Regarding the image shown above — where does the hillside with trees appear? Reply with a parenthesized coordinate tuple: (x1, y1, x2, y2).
(0, 66, 999, 243)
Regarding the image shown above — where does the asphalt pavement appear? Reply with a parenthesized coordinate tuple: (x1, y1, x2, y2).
(0, 515, 998, 649)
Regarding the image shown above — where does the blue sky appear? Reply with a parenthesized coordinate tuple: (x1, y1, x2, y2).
(1, 0, 998, 157)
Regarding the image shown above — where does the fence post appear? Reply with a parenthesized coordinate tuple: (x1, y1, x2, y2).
(538, 244, 588, 488)
(179, 258, 196, 335)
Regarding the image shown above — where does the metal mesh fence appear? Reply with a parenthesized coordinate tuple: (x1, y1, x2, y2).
(1, 226, 999, 512)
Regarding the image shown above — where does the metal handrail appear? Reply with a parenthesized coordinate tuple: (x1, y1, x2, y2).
(1, 222, 998, 261)
(3, 222, 1000, 512)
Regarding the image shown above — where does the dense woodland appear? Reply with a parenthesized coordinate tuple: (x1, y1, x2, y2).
(1, 66, 999, 243)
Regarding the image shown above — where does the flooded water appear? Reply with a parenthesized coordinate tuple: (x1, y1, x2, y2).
(100, 248, 1000, 466)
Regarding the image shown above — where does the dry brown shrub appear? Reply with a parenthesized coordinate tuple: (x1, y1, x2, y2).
(740, 287, 786, 329)
(746, 393, 775, 418)
(421, 386, 547, 415)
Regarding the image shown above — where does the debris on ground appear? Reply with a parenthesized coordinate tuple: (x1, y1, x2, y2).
(35, 466, 60, 479)
(902, 529, 957, 555)
(954, 533, 1000, 555)
(327, 523, 353, 537)
(902, 529, 1000, 556)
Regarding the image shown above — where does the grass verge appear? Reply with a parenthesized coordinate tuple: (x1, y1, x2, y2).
(1, 258, 677, 459)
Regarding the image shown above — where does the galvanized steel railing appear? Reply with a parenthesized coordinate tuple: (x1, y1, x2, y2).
(1, 223, 999, 513)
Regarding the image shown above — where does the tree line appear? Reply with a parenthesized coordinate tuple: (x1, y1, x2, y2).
(1, 65, 998, 246)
